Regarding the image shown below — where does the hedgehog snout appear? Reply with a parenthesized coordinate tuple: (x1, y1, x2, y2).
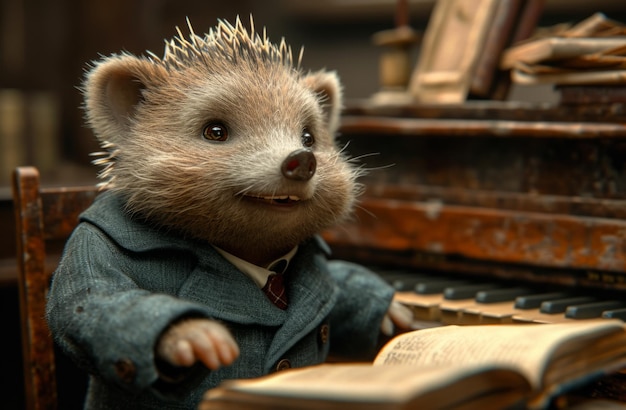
(281, 149, 316, 181)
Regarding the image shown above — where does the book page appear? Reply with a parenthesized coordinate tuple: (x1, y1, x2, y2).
(500, 37, 626, 69)
(208, 362, 528, 409)
(222, 364, 455, 402)
(374, 321, 625, 389)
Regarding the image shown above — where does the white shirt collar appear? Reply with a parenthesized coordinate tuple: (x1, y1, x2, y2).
(213, 246, 298, 288)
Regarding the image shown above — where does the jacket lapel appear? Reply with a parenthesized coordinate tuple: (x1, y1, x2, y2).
(179, 246, 289, 326)
(264, 239, 340, 370)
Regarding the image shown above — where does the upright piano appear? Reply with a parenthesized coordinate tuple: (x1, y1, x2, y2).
(324, 100, 626, 326)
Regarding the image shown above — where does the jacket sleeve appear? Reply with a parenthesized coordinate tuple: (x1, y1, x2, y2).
(46, 222, 211, 396)
(325, 260, 394, 360)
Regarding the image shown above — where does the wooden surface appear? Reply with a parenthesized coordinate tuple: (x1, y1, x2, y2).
(324, 197, 626, 287)
(342, 99, 626, 123)
(324, 100, 626, 291)
(13, 167, 58, 410)
(341, 115, 626, 138)
(409, 0, 500, 103)
(12, 167, 98, 410)
(469, 0, 526, 98)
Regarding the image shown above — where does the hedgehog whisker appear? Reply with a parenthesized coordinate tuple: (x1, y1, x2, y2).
(358, 163, 395, 172)
(234, 185, 256, 197)
(337, 139, 351, 155)
(353, 203, 377, 219)
(351, 164, 370, 179)
(346, 152, 381, 163)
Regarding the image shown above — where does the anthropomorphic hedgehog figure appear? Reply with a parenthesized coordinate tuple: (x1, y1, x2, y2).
(46, 17, 412, 409)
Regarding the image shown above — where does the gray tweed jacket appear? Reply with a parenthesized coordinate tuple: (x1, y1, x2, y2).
(46, 191, 394, 409)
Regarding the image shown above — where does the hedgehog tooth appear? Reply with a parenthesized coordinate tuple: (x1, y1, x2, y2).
(251, 194, 301, 202)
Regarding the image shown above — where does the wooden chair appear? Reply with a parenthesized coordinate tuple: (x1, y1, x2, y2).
(12, 166, 99, 410)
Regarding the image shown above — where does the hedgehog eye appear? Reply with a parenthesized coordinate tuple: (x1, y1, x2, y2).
(202, 123, 229, 142)
(302, 129, 315, 147)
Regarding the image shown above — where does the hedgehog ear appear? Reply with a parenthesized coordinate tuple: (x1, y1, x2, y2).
(84, 55, 165, 144)
(302, 71, 343, 133)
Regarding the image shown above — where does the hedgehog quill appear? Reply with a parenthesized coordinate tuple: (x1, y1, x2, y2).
(46, 17, 413, 409)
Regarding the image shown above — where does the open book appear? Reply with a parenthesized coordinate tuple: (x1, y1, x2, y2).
(200, 320, 626, 410)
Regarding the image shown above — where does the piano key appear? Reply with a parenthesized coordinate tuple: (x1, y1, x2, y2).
(463, 301, 523, 324)
(512, 308, 559, 324)
(513, 309, 606, 324)
(379, 272, 432, 291)
(602, 308, 626, 321)
(475, 287, 532, 304)
(388, 268, 625, 326)
(540, 296, 596, 314)
(388, 277, 423, 291)
(443, 283, 499, 300)
(439, 299, 480, 325)
(514, 292, 570, 309)
(393, 292, 447, 321)
(565, 300, 624, 319)
(416, 279, 471, 295)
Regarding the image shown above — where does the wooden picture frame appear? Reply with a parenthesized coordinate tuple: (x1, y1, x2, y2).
(409, 0, 501, 103)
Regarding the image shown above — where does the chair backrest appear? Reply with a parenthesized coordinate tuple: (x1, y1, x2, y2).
(12, 166, 98, 410)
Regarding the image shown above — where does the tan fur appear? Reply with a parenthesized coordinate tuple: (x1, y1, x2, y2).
(83, 17, 359, 266)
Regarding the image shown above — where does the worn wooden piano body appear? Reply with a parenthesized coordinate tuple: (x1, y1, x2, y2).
(323, 100, 626, 327)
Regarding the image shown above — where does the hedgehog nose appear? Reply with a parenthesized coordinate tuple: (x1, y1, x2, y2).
(281, 149, 316, 181)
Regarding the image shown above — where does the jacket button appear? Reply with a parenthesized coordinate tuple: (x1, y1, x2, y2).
(114, 358, 136, 384)
(319, 324, 329, 344)
(275, 359, 291, 371)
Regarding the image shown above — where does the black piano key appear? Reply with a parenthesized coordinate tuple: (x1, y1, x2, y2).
(540, 296, 596, 314)
(475, 287, 531, 304)
(388, 277, 425, 291)
(565, 301, 624, 319)
(443, 284, 499, 300)
(375, 271, 417, 282)
(602, 308, 626, 321)
(514, 292, 570, 309)
(376, 271, 429, 291)
(416, 279, 470, 295)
